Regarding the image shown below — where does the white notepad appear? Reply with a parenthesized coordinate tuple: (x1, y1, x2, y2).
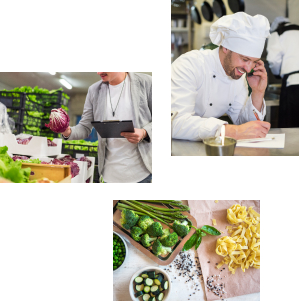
(236, 134, 285, 148)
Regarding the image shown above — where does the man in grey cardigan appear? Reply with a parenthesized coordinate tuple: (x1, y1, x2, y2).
(60, 72, 152, 183)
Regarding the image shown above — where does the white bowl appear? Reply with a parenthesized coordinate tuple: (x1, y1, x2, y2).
(129, 266, 172, 301)
(113, 231, 128, 272)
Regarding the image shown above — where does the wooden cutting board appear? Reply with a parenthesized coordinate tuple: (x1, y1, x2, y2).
(113, 200, 197, 265)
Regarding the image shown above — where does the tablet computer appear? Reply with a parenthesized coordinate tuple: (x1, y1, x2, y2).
(91, 120, 134, 138)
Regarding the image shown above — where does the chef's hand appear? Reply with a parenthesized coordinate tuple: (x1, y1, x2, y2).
(121, 128, 147, 144)
(247, 60, 267, 111)
(225, 121, 271, 140)
(61, 126, 71, 138)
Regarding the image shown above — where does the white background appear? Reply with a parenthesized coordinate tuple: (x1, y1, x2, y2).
(0, 1, 297, 300)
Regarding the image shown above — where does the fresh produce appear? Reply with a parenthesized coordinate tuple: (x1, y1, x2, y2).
(182, 225, 220, 252)
(117, 200, 191, 227)
(131, 226, 144, 242)
(0, 146, 31, 183)
(133, 270, 168, 300)
(160, 231, 178, 247)
(120, 209, 139, 230)
(138, 215, 154, 231)
(16, 136, 57, 147)
(117, 201, 193, 257)
(45, 108, 70, 133)
(113, 233, 126, 271)
(141, 234, 157, 248)
(216, 204, 260, 274)
(77, 156, 92, 169)
(147, 222, 164, 237)
(172, 220, 190, 237)
(152, 240, 172, 256)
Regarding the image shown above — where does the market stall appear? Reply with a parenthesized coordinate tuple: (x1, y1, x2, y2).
(0, 85, 97, 183)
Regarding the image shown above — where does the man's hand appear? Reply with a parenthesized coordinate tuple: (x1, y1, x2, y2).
(247, 60, 267, 111)
(121, 128, 147, 144)
(61, 126, 71, 137)
(225, 121, 271, 140)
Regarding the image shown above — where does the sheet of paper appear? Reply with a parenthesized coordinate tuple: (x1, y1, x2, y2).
(188, 200, 260, 301)
(236, 133, 285, 148)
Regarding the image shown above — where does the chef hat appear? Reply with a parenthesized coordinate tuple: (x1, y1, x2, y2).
(270, 16, 290, 33)
(210, 12, 270, 58)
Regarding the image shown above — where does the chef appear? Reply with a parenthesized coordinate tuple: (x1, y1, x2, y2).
(171, 12, 271, 141)
(266, 16, 299, 127)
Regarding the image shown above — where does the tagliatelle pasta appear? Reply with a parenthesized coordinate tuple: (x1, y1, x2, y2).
(216, 204, 260, 274)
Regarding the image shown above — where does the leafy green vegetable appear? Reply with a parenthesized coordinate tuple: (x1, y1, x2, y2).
(195, 235, 202, 250)
(182, 232, 199, 252)
(0, 146, 31, 183)
(200, 225, 221, 236)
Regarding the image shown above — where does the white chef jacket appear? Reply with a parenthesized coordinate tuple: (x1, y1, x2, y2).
(266, 23, 299, 86)
(171, 47, 266, 141)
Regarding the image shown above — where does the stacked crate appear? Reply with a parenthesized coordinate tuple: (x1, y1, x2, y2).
(0, 88, 69, 138)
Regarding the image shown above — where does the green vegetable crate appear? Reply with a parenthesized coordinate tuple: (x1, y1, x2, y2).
(62, 140, 98, 165)
(0, 87, 69, 137)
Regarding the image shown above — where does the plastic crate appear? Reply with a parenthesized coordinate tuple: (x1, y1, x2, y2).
(62, 142, 98, 164)
(0, 91, 24, 110)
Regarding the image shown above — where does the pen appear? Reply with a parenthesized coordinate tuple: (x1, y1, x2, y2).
(253, 110, 260, 121)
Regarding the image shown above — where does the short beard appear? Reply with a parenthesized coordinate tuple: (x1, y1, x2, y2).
(223, 51, 242, 80)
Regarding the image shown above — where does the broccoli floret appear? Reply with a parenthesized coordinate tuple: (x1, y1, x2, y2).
(141, 233, 157, 247)
(160, 232, 178, 247)
(160, 228, 170, 240)
(131, 226, 144, 241)
(147, 221, 164, 237)
(120, 209, 139, 230)
(173, 220, 190, 237)
(152, 239, 172, 256)
(138, 215, 154, 231)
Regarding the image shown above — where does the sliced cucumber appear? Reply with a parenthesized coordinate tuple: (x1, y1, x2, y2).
(135, 276, 144, 284)
(136, 284, 144, 291)
(145, 278, 154, 286)
(141, 272, 149, 278)
(151, 285, 160, 296)
(147, 271, 155, 279)
(142, 294, 151, 301)
(155, 274, 164, 283)
(157, 292, 164, 301)
(149, 297, 156, 301)
(154, 279, 161, 286)
(135, 291, 144, 298)
(144, 286, 151, 293)
(161, 280, 168, 290)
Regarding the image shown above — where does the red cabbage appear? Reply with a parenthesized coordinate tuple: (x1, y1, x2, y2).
(49, 156, 79, 178)
(12, 155, 30, 161)
(45, 108, 70, 133)
(47, 139, 57, 147)
(78, 156, 92, 169)
(16, 137, 32, 145)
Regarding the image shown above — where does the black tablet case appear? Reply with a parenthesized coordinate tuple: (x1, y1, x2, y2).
(91, 120, 134, 138)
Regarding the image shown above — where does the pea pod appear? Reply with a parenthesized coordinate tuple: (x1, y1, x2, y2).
(182, 232, 199, 251)
(200, 225, 221, 236)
